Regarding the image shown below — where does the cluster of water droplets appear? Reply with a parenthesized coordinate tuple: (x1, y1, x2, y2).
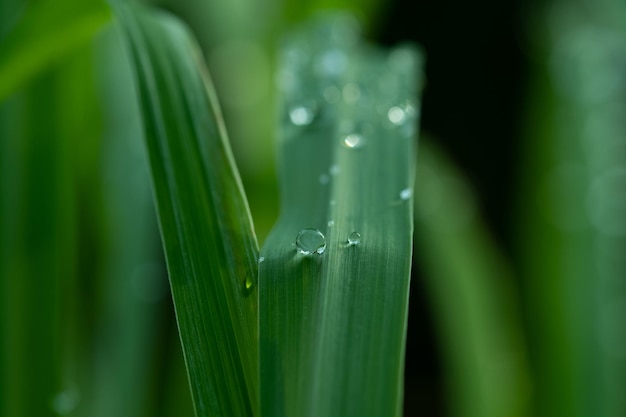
(294, 228, 363, 256)
(277, 14, 423, 261)
(279, 12, 422, 152)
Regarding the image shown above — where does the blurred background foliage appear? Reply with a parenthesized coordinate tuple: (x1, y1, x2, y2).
(1, 0, 625, 416)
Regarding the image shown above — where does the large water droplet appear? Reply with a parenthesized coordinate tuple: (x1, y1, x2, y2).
(347, 232, 361, 246)
(289, 103, 316, 126)
(342, 133, 365, 149)
(295, 229, 326, 255)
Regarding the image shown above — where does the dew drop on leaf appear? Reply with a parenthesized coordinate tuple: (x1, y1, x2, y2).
(347, 231, 361, 246)
(295, 228, 326, 255)
(342, 133, 365, 149)
(387, 106, 406, 125)
(289, 104, 316, 126)
(400, 188, 413, 200)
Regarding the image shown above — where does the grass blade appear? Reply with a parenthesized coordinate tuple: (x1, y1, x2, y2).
(0, 0, 110, 102)
(114, 5, 259, 417)
(520, 2, 626, 415)
(414, 140, 531, 417)
(259, 15, 423, 417)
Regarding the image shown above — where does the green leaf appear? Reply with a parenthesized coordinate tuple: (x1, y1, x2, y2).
(259, 15, 423, 417)
(414, 140, 531, 417)
(0, 0, 111, 102)
(113, 4, 259, 417)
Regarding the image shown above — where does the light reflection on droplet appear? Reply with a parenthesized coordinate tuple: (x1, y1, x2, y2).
(400, 188, 412, 200)
(388, 106, 406, 125)
(289, 104, 315, 126)
(347, 231, 361, 246)
(342, 133, 365, 149)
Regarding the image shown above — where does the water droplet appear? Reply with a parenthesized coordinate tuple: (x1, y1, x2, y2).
(388, 46, 420, 73)
(50, 389, 79, 415)
(342, 133, 365, 149)
(323, 85, 341, 103)
(587, 168, 626, 237)
(289, 104, 315, 126)
(319, 174, 330, 184)
(295, 229, 326, 255)
(328, 220, 335, 227)
(388, 106, 406, 125)
(347, 232, 361, 246)
(245, 277, 254, 290)
(258, 256, 266, 263)
(316, 49, 347, 76)
(328, 14, 361, 47)
(330, 199, 337, 206)
(330, 165, 340, 176)
(342, 83, 361, 103)
(400, 188, 413, 200)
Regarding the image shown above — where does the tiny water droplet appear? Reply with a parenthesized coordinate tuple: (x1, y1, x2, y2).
(319, 174, 330, 184)
(258, 256, 266, 263)
(295, 228, 326, 255)
(328, 220, 335, 227)
(342, 83, 361, 103)
(323, 85, 341, 103)
(330, 199, 337, 206)
(245, 277, 254, 290)
(347, 231, 361, 246)
(342, 133, 365, 149)
(316, 49, 347, 76)
(289, 104, 315, 126)
(51, 389, 79, 415)
(330, 165, 340, 176)
(388, 106, 407, 125)
(400, 188, 413, 200)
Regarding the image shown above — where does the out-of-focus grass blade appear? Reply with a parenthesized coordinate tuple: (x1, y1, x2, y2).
(414, 140, 531, 417)
(114, 4, 259, 417)
(89, 23, 189, 417)
(259, 15, 423, 417)
(0, 56, 86, 417)
(0, 0, 111, 102)
(520, 1, 626, 416)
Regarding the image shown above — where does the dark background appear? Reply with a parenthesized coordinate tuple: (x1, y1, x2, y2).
(379, 1, 528, 415)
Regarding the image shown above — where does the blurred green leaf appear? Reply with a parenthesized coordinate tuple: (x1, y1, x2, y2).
(414, 140, 531, 417)
(520, 2, 626, 416)
(114, 4, 259, 417)
(259, 15, 422, 417)
(0, 0, 111, 102)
